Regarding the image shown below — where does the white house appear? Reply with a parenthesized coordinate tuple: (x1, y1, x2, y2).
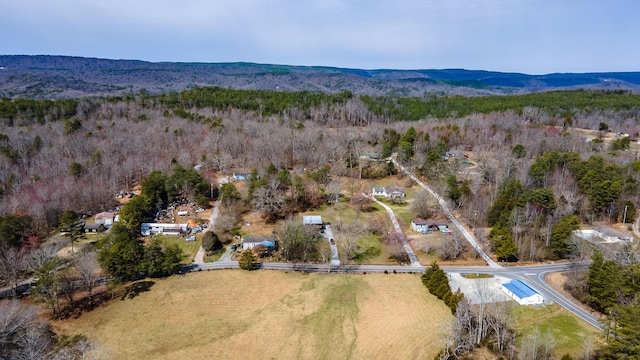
(95, 212, 115, 227)
(242, 236, 276, 250)
(372, 186, 406, 199)
(141, 223, 189, 236)
(411, 218, 430, 233)
(232, 173, 250, 181)
(501, 280, 544, 305)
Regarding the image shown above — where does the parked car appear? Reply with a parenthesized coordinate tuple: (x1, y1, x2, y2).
(186, 236, 196, 242)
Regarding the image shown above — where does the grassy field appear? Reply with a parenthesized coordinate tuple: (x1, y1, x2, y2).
(511, 304, 601, 358)
(154, 234, 201, 261)
(53, 271, 453, 360)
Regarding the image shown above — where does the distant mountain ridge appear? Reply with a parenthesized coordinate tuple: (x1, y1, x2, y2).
(1, 55, 639, 99)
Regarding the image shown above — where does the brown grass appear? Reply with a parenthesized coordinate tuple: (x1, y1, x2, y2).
(240, 211, 276, 236)
(409, 234, 488, 266)
(53, 271, 453, 360)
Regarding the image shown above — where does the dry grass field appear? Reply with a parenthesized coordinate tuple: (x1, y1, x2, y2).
(53, 270, 453, 360)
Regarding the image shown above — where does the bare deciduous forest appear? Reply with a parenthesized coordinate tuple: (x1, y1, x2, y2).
(1, 88, 640, 261)
(2, 81, 640, 359)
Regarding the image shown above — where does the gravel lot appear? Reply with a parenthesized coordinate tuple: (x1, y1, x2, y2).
(448, 273, 511, 304)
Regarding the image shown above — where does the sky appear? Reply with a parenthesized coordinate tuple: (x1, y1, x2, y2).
(1, 0, 638, 74)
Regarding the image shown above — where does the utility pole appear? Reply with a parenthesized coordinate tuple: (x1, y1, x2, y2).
(623, 205, 628, 224)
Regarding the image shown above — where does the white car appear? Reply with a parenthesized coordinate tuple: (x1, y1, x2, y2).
(186, 236, 196, 242)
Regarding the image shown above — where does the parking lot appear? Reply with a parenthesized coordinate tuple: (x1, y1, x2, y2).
(447, 273, 511, 304)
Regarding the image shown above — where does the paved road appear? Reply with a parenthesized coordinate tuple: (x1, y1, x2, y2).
(391, 158, 501, 268)
(369, 195, 421, 267)
(190, 260, 602, 330)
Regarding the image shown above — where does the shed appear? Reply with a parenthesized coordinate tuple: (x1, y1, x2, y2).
(303, 215, 324, 229)
(501, 280, 544, 305)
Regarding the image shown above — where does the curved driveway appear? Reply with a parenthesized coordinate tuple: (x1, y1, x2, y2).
(369, 195, 421, 267)
(391, 158, 500, 268)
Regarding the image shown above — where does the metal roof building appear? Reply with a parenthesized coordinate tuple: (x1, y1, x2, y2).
(501, 280, 544, 305)
(242, 236, 276, 250)
(302, 215, 323, 226)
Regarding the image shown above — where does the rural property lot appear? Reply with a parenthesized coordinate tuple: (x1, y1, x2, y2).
(53, 271, 453, 360)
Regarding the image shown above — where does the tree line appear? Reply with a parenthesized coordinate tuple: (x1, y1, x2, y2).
(582, 250, 640, 359)
(362, 89, 640, 121)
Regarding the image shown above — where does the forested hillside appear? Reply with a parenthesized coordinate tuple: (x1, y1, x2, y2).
(2, 55, 640, 99)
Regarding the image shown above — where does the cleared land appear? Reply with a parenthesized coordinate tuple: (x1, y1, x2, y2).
(512, 304, 601, 358)
(53, 270, 453, 360)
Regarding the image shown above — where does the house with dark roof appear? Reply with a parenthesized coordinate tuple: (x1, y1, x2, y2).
(411, 218, 430, 233)
(386, 187, 406, 199)
(411, 219, 450, 233)
(501, 280, 543, 305)
(83, 223, 105, 233)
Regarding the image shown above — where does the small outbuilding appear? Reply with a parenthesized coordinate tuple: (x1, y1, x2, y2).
(501, 280, 544, 305)
(303, 215, 324, 229)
